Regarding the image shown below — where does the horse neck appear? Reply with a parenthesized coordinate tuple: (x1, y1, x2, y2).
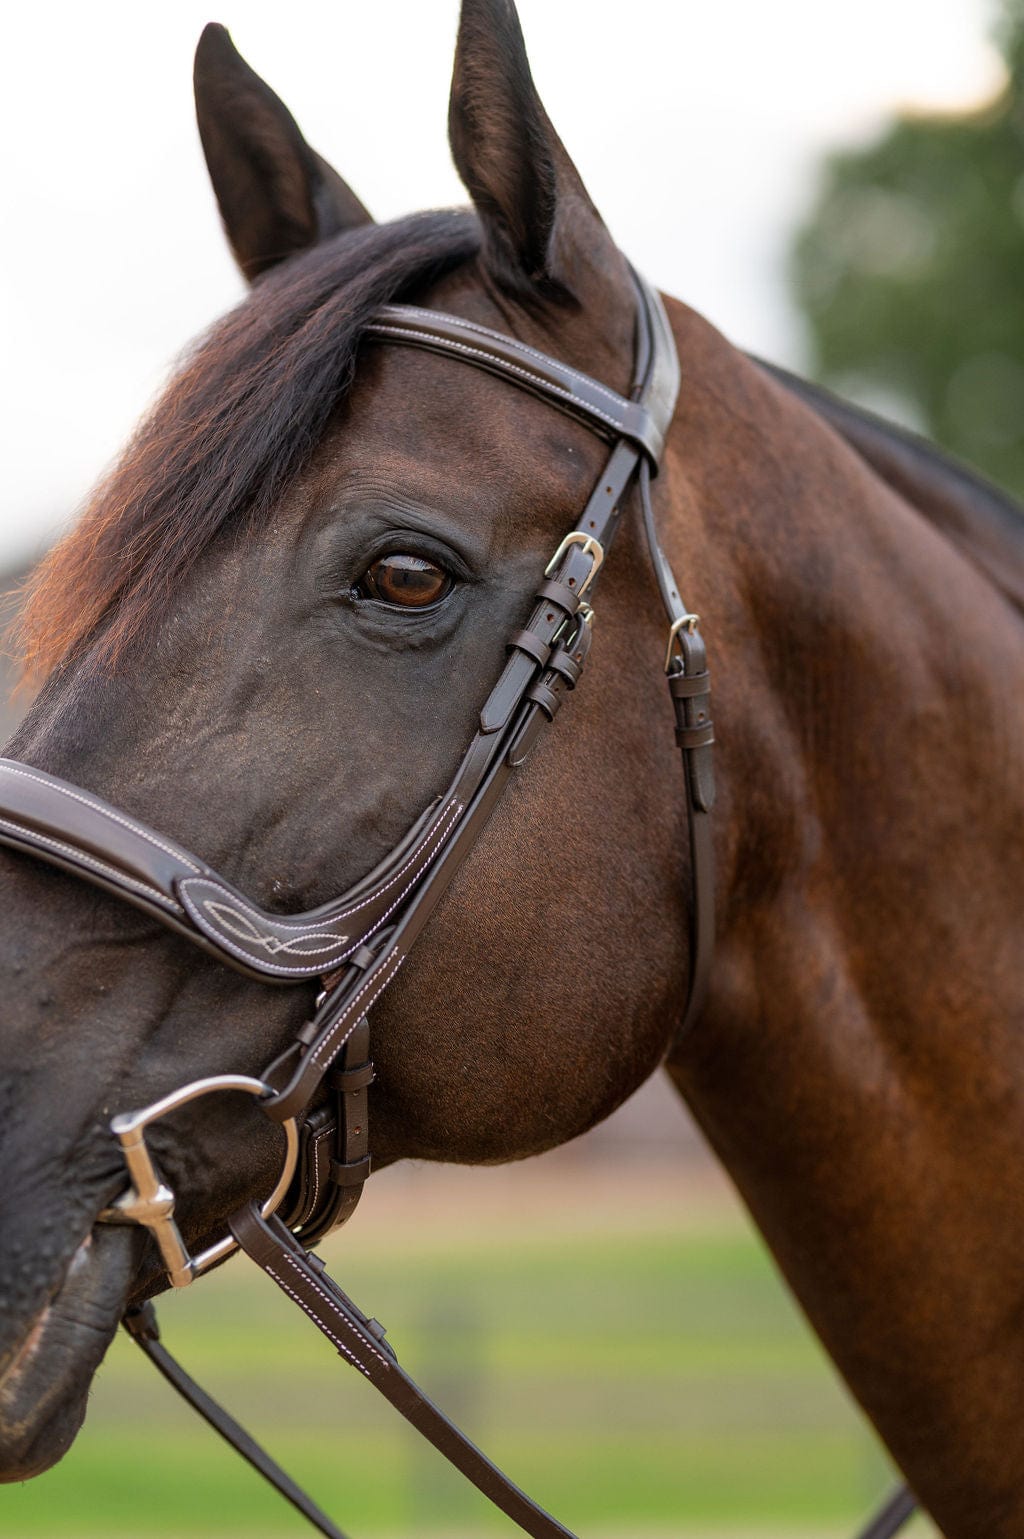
(657, 301, 1024, 1535)
(657, 303, 1022, 928)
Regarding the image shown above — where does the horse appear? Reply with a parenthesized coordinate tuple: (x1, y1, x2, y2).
(0, 3, 1021, 1535)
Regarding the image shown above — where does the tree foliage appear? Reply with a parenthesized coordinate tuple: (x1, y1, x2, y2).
(791, 1, 1024, 498)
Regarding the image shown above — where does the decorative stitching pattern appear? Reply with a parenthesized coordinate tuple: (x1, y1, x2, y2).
(0, 816, 181, 914)
(0, 763, 202, 872)
(366, 326, 627, 438)
(179, 802, 462, 978)
(198, 799, 460, 939)
(200, 900, 348, 956)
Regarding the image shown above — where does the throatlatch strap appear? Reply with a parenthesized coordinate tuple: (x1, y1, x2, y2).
(229, 1203, 579, 1539)
(666, 622, 715, 1042)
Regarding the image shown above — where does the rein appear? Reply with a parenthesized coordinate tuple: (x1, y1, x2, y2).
(0, 273, 913, 1539)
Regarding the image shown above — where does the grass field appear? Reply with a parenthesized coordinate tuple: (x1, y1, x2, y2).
(3, 1158, 938, 1539)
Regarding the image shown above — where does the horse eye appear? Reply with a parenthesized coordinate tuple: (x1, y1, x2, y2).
(358, 553, 453, 608)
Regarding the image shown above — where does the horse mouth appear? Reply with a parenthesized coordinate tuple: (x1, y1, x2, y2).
(0, 1223, 138, 1482)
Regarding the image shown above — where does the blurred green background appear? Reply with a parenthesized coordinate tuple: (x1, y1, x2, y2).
(792, 0, 1024, 499)
(5, 1143, 939, 1539)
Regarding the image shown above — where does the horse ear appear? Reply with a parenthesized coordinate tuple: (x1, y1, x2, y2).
(193, 23, 373, 283)
(448, 0, 621, 306)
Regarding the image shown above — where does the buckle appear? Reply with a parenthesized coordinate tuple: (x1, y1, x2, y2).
(544, 531, 605, 598)
(664, 613, 700, 673)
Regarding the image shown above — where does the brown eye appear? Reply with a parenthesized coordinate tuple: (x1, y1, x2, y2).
(359, 553, 453, 608)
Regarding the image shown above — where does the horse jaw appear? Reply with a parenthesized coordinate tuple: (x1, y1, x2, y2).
(0, 1225, 138, 1481)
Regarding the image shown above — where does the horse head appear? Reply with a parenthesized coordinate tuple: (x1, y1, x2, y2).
(0, 0, 693, 1480)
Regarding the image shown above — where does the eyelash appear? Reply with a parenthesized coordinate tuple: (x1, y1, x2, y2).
(354, 551, 455, 609)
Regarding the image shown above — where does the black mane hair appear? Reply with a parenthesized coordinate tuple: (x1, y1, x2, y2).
(18, 210, 481, 675)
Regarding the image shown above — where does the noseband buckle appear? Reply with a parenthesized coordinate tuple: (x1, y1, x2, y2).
(99, 1075, 299, 1288)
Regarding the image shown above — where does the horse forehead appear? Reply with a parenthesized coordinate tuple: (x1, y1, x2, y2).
(317, 340, 611, 540)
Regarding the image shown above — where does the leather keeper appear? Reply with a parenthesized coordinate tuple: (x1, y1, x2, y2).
(507, 629, 551, 668)
(330, 1155, 372, 1188)
(675, 723, 715, 749)
(526, 680, 562, 720)
(668, 671, 710, 699)
(546, 648, 583, 688)
(534, 578, 580, 615)
(328, 1061, 375, 1093)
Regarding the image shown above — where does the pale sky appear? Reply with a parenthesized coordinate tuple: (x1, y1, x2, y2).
(0, 0, 1003, 567)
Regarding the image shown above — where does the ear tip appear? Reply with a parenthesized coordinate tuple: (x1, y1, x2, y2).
(194, 22, 236, 76)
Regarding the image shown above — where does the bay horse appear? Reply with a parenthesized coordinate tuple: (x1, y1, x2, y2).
(0, 3, 1021, 1535)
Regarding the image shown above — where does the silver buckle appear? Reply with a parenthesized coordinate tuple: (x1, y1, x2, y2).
(664, 613, 700, 673)
(544, 531, 605, 598)
(98, 1075, 298, 1289)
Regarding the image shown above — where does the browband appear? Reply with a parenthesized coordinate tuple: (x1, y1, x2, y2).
(364, 304, 668, 463)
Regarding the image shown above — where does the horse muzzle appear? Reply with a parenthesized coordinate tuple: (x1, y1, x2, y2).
(0, 1224, 139, 1482)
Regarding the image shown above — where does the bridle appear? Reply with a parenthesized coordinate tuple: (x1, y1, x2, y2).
(0, 271, 914, 1539)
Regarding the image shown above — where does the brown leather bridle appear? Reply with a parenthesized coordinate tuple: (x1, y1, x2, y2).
(0, 271, 914, 1539)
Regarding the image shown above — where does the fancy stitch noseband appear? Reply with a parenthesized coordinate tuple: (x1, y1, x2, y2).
(0, 272, 914, 1539)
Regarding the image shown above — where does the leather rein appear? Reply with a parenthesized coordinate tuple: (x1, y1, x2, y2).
(0, 272, 913, 1539)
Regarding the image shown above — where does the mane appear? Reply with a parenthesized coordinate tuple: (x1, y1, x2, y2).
(16, 211, 481, 677)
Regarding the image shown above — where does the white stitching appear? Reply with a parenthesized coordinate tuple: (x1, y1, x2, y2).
(178, 895, 334, 976)
(272, 1249, 391, 1370)
(226, 794, 461, 935)
(310, 952, 405, 1069)
(263, 1263, 372, 1378)
(0, 816, 181, 913)
(187, 799, 460, 941)
(372, 309, 635, 411)
(341, 803, 462, 943)
(366, 326, 626, 437)
(200, 900, 348, 954)
(330, 800, 462, 923)
(178, 803, 461, 978)
(0, 764, 202, 872)
(309, 1125, 334, 1217)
